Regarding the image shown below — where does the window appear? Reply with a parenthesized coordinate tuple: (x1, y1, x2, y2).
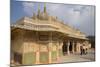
(39, 35, 49, 41)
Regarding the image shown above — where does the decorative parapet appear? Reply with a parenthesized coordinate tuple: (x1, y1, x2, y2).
(11, 16, 87, 40)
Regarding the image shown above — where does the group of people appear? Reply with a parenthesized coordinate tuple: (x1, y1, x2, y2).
(80, 45, 88, 55)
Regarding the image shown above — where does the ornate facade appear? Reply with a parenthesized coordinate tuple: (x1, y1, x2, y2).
(11, 5, 91, 65)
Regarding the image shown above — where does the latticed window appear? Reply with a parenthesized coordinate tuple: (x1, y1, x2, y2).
(39, 35, 49, 41)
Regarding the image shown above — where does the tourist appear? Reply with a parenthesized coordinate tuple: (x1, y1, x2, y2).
(85, 48, 88, 54)
(80, 46, 83, 55)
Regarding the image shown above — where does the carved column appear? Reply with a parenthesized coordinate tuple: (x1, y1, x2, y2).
(48, 32, 52, 63)
(72, 41, 75, 54)
(56, 42, 59, 61)
(76, 42, 78, 53)
(67, 40, 70, 55)
(36, 51, 40, 64)
(36, 32, 40, 64)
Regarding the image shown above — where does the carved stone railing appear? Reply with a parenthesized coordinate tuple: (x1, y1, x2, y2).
(12, 17, 87, 39)
(11, 24, 58, 31)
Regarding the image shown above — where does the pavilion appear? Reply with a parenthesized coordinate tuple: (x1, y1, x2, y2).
(11, 4, 90, 65)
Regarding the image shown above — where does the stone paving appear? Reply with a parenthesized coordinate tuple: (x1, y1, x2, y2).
(57, 49, 95, 63)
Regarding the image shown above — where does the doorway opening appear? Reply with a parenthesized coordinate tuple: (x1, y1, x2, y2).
(62, 42, 67, 55)
(14, 52, 22, 64)
(69, 42, 72, 53)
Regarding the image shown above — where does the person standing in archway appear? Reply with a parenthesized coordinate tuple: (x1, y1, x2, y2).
(80, 46, 83, 55)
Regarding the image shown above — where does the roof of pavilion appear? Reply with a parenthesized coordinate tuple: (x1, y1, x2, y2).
(11, 5, 88, 40)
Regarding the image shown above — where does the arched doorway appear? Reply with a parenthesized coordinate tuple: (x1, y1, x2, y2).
(69, 42, 72, 53)
(62, 42, 67, 55)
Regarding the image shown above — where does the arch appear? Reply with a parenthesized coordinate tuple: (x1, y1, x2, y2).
(69, 42, 72, 53)
(62, 42, 67, 55)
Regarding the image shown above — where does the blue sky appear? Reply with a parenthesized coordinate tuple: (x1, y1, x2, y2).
(11, 0, 95, 36)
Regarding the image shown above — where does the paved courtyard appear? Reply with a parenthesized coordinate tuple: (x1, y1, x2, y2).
(57, 49, 95, 63)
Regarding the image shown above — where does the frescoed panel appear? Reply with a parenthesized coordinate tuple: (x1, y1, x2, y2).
(23, 52, 36, 65)
(40, 52, 49, 64)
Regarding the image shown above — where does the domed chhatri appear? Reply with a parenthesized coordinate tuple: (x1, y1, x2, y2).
(33, 3, 49, 20)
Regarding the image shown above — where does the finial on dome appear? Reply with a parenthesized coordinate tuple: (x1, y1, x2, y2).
(44, 3, 46, 13)
(38, 4, 40, 14)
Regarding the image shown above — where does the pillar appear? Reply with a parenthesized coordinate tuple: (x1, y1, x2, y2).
(76, 42, 78, 53)
(72, 41, 75, 54)
(56, 41, 59, 61)
(59, 40, 63, 57)
(48, 32, 52, 63)
(67, 40, 70, 55)
(36, 51, 40, 64)
(76, 42, 81, 53)
(48, 43, 52, 63)
(36, 32, 40, 64)
(79, 43, 81, 53)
